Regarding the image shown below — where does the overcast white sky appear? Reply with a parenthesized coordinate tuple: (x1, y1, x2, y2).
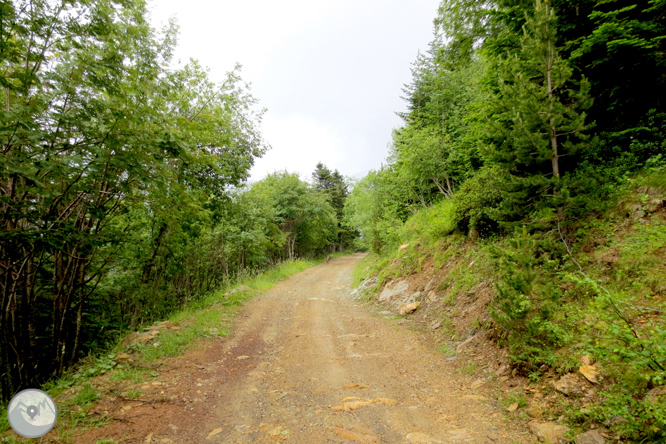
(148, 0, 440, 182)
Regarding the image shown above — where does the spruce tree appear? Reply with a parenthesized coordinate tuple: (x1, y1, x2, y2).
(484, 0, 593, 179)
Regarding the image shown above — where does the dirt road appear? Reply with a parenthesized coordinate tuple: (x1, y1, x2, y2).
(80, 254, 532, 443)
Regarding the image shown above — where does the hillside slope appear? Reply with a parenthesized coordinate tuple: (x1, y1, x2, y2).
(351, 172, 666, 443)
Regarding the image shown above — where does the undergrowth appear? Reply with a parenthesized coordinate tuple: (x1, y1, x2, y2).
(354, 169, 666, 442)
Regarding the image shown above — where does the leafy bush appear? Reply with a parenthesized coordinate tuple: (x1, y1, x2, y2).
(401, 199, 457, 244)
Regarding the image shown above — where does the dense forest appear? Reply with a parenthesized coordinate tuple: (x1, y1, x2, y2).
(348, 0, 665, 248)
(345, 0, 666, 440)
(0, 0, 353, 403)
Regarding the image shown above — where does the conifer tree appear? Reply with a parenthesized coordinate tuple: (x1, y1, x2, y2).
(485, 0, 593, 179)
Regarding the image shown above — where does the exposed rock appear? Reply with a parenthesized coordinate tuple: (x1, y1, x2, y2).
(425, 278, 436, 292)
(554, 374, 583, 396)
(470, 379, 484, 389)
(144, 321, 174, 331)
(526, 404, 543, 418)
(430, 320, 442, 330)
(456, 332, 482, 354)
(406, 431, 441, 443)
(121, 331, 157, 347)
(427, 290, 438, 303)
(400, 291, 421, 306)
(205, 428, 223, 440)
(379, 280, 410, 302)
(580, 355, 592, 366)
(399, 301, 420, 315)
(350, 277, 379, 299)
(646, 199, 666, 213)
(495, 364, 510, 377)
(116, 352, 132, 363)
(121, 332, 140, 347)
(230, 285, 253, 294)
(398, 243, 411, 252)
(332, 426, 377, 443)
(507, 402, 519, 412)
(575, 430, 605, 444)
(529, 421, 570, 444)
(646, 386, 666, 403)
(266, 426, 283, 436)
(363, 277, 379, 287)
(607, 416, 628, 426)
(330, 397, 397, 412)
(579, 364, 599, 384)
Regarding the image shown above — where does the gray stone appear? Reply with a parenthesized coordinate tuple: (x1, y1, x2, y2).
(349, 277, 378, 300)
(378, 280, 410, 302)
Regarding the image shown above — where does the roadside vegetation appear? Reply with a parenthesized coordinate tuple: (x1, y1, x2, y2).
(0, 259, 315, 443)
(0, 0, 354, 406)
(345, 0, 666, 441)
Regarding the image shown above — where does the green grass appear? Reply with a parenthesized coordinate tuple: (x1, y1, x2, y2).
(352, 253, 378, 287)
(109, 367, 146, 384)
(459, 360, 477, 375)
(0, 415, 9, 440)
(125, 388, 142, 400)
(72, 382, 100, 407)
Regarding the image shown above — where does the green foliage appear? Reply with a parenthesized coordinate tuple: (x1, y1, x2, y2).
(73, 383, 100, 407)
(569, 0, 666, 133)
(0, 407, 9, 434)
(125, 388, 142, 400)
(247, 171, 338, 260)
(345, 169, 406, 254)
(481, 0, 594, 180)
(0, 0, 345, 404)
(312, 163, 357, 250)
(489, 227, 573, 371)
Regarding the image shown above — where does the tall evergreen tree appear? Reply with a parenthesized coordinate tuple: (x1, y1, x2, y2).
(483, 0, 594, 179)
(312, 163, 356, 250)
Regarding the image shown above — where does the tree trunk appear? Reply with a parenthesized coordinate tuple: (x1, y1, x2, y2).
(545, 2, 560, 179)
(142, 223, 168, 283)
